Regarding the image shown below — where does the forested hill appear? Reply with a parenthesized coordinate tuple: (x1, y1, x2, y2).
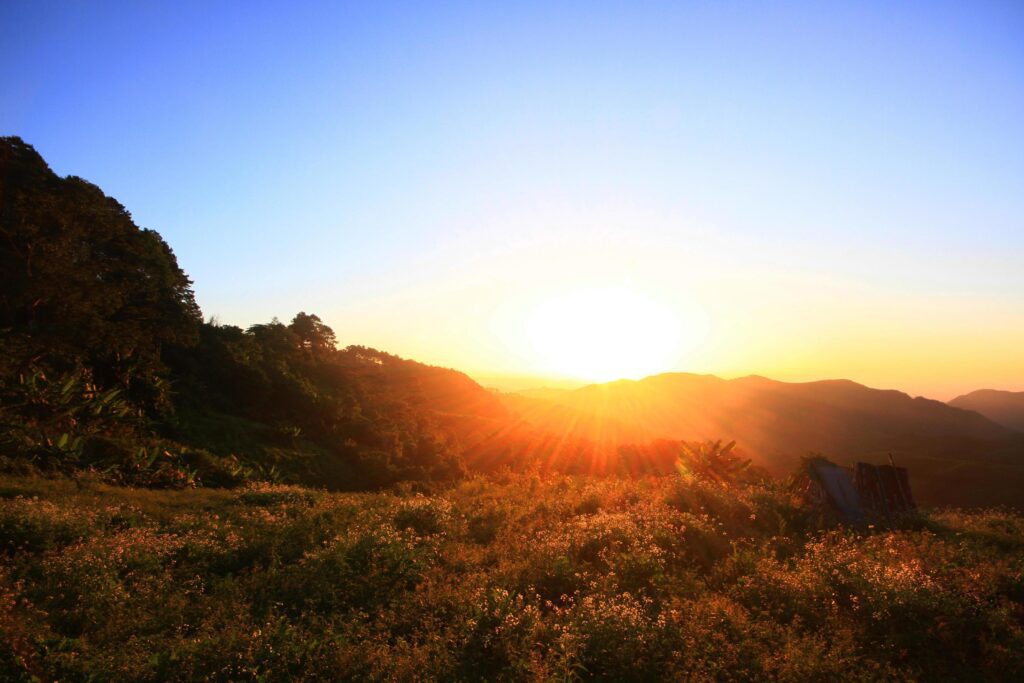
(0, 136, 521, 489)
(163, 326, 515, 488)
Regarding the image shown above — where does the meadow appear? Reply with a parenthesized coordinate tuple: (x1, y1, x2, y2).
(2, 471, 1022, 681)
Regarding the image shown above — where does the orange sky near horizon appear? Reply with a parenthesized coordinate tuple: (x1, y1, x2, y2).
(320, 237, 1024, 403)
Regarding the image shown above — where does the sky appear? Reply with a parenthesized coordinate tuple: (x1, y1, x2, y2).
(2, 1, 1023, 399)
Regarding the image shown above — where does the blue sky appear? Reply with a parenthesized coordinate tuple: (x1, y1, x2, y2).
(2, 1, 1023, 397)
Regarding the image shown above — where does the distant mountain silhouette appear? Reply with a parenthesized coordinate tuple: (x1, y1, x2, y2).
(949, 389, 1024, 432)
(507, 373, 1009, 454)
(504, 373, 1024, 506)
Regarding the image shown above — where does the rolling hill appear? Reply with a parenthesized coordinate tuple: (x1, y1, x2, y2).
(949, 389, 1024, 432)
(502, 373, 1024, 506)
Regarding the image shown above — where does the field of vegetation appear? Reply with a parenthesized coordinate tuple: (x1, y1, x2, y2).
(2, 470, 1022, 681)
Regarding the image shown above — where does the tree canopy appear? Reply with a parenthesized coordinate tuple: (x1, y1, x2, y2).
(0, 136, 201, 397)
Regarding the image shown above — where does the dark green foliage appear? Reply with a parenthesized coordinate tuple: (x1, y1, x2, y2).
(0, 369, 137, 465)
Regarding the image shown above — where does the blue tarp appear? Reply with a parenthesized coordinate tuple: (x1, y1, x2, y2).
(809, 460, 865, 524)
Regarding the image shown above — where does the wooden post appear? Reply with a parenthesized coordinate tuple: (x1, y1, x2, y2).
(888, 453, 912, 513)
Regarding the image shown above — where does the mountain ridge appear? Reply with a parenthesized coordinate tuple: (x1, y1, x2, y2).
(501, 370, 1023, 506)
(949, 389, 1024, 432)
(512, 371, 1009, 443)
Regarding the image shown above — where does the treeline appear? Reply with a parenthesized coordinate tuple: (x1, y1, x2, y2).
(163, 317, 484, 488)
(0, 136, 747, 489)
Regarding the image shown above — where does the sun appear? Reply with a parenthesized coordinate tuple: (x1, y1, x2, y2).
(527, 287, 690, 382)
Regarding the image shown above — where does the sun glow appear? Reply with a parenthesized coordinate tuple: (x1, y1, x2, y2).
(527, 287, 691, 382)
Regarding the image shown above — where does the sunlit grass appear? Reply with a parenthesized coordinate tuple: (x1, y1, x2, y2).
(1, 473, 1022, 680)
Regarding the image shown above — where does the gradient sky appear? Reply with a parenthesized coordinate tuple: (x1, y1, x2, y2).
(2, 1, 1023, 399)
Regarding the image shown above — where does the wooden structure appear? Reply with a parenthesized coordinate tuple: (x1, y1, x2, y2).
(797, 455, 916, 525)
(854, 458, 916, 520)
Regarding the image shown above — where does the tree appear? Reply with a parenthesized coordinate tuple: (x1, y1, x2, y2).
(289, 312, 337, 357)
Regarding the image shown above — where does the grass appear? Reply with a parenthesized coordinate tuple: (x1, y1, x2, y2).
(1, 473, 1022, 681)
